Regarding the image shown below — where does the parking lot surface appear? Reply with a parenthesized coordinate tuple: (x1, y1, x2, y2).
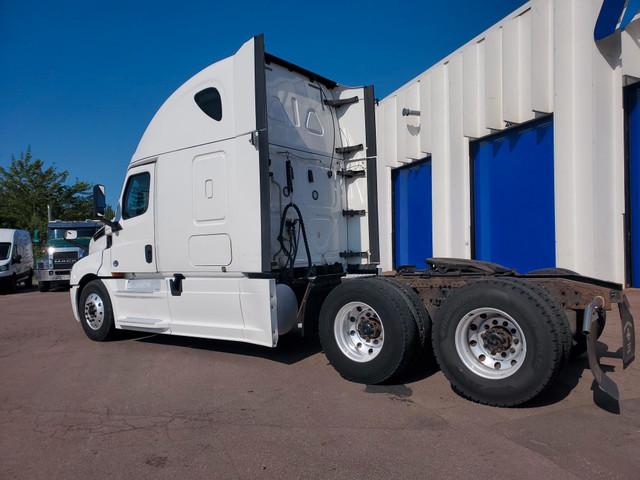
(1, 285, 639, 479)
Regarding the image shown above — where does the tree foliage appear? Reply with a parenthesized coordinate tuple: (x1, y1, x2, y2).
(0, 147, 93, 243)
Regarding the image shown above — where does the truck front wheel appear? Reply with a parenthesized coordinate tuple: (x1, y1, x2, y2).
(432, 278, 571, 406)
(319, 278, 420, 384)
(79, 280, 116, 341)
(37, 281, 50, 292)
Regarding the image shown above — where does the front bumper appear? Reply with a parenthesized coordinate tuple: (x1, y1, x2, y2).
(35, 269, 71, 283)
(584, 293, 636, 400)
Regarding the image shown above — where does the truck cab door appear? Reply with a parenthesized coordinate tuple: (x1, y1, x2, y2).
(110, 163, 157, 273)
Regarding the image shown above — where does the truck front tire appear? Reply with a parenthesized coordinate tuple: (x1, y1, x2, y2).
(319, 278, 420, 384)
(79, 280, 116, 342)
(38, 281, 50, 292)
(432, 278, 571, 406)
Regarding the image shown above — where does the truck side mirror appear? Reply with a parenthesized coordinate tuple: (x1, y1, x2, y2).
(65, 230, 78, 240)
(14, 255, 22, 264)
(93, 185, 106, 217)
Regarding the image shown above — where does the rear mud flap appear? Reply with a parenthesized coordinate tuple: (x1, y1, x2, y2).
(582, 295, 636, 401)
(618, 295, 636, 368)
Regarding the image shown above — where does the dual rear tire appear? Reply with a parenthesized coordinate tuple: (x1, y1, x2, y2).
(319, 278, 429, 384)
(432, 278, 571, 406)
(320, 277, 571, 406)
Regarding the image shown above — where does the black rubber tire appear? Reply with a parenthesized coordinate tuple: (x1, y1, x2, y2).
(9, 274, 17, 293)
(38, 281, 50, 292)
(319, 278, 420, 384)
(498, 277, 572, 376)
(527, 267, 579, 276)
(366, 276, 431, 348)
(432, 278, 572, 406)
(526, 267, 605, 358)
(79, 280, 116, 342)
(25, 271, 33, 288)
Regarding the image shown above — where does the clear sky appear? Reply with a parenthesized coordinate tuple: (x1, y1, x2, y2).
(0, 0, 527, 208)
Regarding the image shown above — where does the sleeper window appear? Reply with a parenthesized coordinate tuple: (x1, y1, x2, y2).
(195, 87, 223, 121)
(122, 172, 150, 219)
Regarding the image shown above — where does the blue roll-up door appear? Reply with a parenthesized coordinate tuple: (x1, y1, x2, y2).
(626, 83, 640, 287)
(393, 159, 432, 268)
(471, 116, 555, 273)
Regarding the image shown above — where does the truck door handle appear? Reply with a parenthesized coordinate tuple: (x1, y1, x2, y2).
(145, 245, 153, 263)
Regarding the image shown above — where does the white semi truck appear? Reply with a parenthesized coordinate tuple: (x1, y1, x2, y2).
(68, 36, 635, 406)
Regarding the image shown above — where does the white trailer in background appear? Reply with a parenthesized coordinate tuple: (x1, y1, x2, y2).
(68, 35, 634, 407)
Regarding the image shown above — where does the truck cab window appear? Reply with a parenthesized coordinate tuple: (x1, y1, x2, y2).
(122, 172, 151, 219)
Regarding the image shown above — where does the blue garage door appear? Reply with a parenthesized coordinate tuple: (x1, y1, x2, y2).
(471, 116, 555, 273)
(626, 83, 640, 287)
(393, 159, 432, 268)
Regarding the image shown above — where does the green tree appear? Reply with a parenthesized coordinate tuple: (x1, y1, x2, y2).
(0, 147, 93, 243)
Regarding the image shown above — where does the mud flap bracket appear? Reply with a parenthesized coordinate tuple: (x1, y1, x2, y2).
(582, 296, 619, 400)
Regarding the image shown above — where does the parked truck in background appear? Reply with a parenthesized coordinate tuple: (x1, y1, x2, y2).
(67, 36, 635, 406)
(36, 220, 99, 292)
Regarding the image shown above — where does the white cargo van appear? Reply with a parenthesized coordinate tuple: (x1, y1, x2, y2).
(0, 229, 34, 293)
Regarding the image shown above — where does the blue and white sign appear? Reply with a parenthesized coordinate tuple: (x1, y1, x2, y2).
(595, 0, 640, 40)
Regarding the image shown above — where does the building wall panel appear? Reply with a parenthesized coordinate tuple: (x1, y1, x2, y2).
(375, 0, 636, 282)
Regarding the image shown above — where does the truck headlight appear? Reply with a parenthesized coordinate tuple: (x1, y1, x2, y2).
(0, 265, 7, 272)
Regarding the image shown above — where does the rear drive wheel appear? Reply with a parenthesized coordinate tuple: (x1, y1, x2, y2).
(432, 278, 571, 406)
(319, 278, 420, 384)
(38, 281, 50, 292)
(79, 280, 116, 341)
(526, 268, 605, 357)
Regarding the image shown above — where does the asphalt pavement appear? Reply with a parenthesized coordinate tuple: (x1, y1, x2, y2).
(1, 284, 639, 479)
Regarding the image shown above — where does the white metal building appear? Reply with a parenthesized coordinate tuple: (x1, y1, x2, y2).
(376, 0, 640, 285)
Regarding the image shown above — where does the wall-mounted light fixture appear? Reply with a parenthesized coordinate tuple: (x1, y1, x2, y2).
(401, 108, 420, 117)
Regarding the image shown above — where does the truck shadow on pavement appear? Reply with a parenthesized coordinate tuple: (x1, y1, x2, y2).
(0, 284, 39, 295)
(127, 332, 622, 409)
(133, 330, 323, 366)
(522, 340, 622, 412)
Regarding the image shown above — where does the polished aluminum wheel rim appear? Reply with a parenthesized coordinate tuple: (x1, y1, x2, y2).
(334, 302, 384, 363)
(455, 307, 526, 379)
(84, 292, 105, 331)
